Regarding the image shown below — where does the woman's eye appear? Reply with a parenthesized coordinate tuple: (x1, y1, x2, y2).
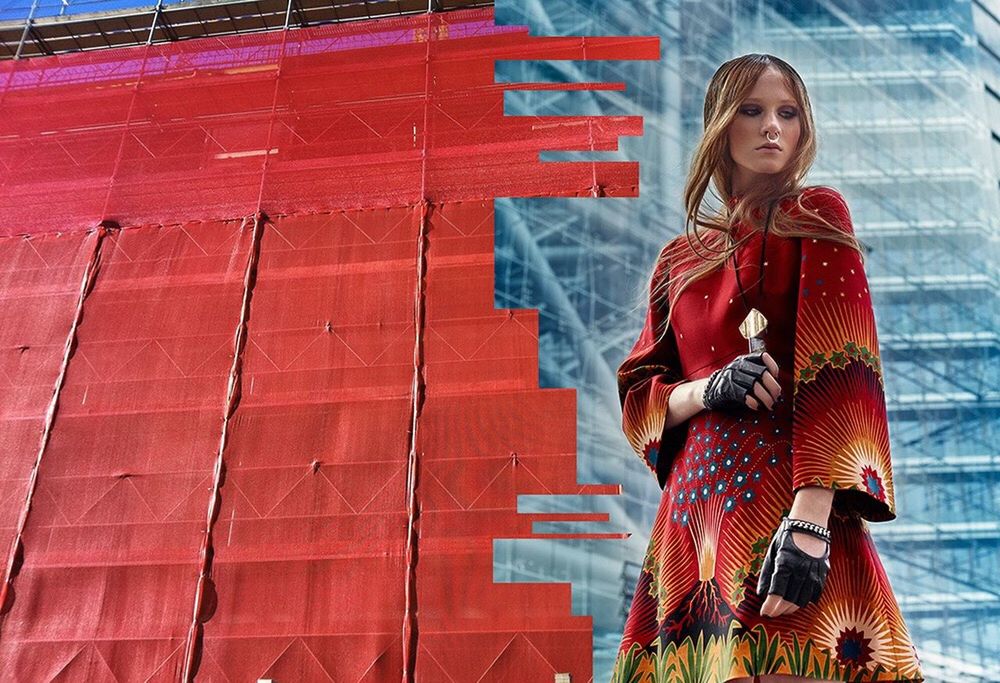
(740, 106, 798, 118)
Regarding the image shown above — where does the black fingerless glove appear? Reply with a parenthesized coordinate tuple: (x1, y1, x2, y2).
(756, 517, 831, 608)
(701, 351, 769, 414)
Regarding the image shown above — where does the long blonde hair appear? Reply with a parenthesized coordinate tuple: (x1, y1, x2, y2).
(647, 53, 864, 343)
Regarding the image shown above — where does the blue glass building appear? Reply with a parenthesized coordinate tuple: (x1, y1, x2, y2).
(494, 1, 999, 681)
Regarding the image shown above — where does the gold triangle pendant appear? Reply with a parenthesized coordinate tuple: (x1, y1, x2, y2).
(739, 307, 768, 352)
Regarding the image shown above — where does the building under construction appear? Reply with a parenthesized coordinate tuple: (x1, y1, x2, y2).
(1, 0, 998, 681)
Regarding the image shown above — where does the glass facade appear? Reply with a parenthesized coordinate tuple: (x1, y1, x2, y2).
(495, 1, 1000, 681)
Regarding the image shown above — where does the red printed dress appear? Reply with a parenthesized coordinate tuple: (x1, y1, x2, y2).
(610, 187, 924, 682)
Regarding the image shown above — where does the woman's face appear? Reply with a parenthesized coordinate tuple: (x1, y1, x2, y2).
(726, 66, 802, 192)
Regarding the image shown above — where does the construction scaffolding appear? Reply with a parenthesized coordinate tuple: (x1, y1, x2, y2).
(0, 4, 659, 679)
(0, 0, 490, 58)
(495, 1, 1000, 681)
(0, 0, 997, 681)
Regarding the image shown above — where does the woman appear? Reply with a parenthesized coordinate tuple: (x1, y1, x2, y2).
(610, 54, 924, 683)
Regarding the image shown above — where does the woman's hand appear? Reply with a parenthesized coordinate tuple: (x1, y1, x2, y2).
(760, 487, 834, 617)
(700, 351, 781, 413)
(757, 517, 830, 617)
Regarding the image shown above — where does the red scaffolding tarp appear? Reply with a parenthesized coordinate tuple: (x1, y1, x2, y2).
(0, 9, 657, 680)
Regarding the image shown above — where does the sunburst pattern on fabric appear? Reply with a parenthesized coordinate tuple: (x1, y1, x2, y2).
(837, 625, 876, 668)
(792, 361, 895, 520)
(813, 598, 894, 671)
(688, 493, 724, 581)
(796, 515, 925, 679)
(860, 464, 886, 502)
(808, 518, 894, 671)
(620, 365, 672, 474)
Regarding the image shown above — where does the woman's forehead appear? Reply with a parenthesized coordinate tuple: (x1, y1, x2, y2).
(745, 69, 796, 102)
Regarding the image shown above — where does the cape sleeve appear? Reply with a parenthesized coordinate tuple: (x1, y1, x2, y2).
(617, 244, 689, 490)
(791, 187, 897, 522)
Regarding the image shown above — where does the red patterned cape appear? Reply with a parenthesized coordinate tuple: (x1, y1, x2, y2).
(612, 187, 923, 682)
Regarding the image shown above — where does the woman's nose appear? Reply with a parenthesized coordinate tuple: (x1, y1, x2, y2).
(761, 115, 780, 135)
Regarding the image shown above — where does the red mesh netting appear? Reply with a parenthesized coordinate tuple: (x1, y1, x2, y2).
(0, 8, 656, 680)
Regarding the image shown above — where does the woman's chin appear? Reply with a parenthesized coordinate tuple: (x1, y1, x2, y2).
(733, 164, 791, 185)
(745, 162, 788, 176)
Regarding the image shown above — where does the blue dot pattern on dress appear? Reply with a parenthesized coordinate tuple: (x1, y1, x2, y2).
(670, 412, 791, 526)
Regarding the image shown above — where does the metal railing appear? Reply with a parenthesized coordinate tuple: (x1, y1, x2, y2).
(0, 0, 492, 59)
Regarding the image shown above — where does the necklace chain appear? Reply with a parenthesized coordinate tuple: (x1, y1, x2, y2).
(731, 201, 775, 314)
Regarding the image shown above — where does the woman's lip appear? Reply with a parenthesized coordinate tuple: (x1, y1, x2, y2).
(757, 146, 781, 151)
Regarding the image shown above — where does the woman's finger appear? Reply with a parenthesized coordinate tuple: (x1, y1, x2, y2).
(760, 594, 782, 617)
(744, 393, 760, 410)
(753, 381, 774, 411)
(761, 352, 779, 376)
(760, 371, 781, 400)
(777, 598, 798, 616)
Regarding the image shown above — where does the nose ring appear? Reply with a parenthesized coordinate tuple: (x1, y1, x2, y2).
(766, 131, 779, 143)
